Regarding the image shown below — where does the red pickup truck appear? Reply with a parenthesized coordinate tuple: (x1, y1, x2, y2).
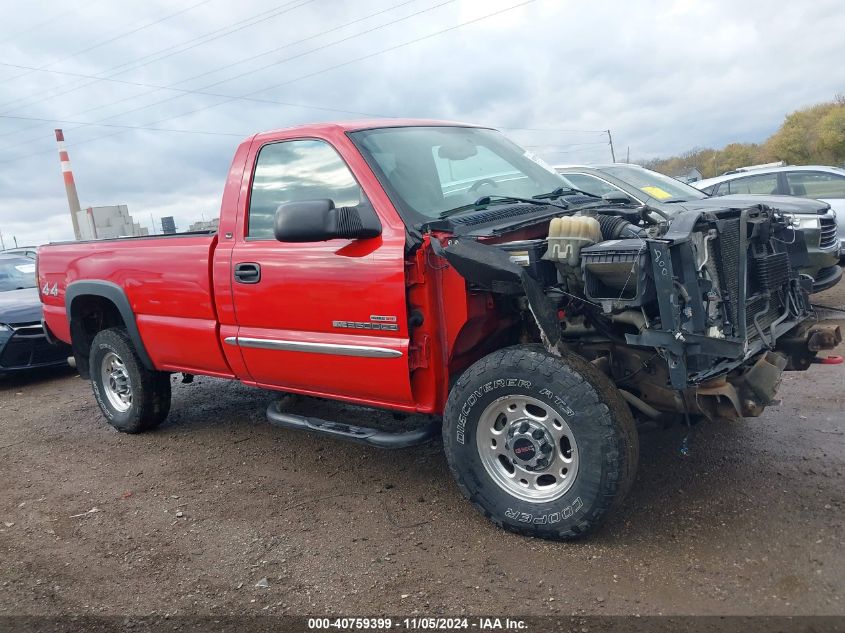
(39, 119, 839, 539)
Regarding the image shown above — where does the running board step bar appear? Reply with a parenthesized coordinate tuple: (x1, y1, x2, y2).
(266, 401, 440, 449)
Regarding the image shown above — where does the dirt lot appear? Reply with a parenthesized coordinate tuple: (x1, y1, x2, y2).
(1, 282, 844, 619)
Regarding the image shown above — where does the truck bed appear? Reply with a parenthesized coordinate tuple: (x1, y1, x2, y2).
(39, 233, 234, 377)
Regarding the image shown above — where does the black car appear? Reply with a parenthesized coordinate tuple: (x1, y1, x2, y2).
(555, 164, 842, 293)
(0, 254, 71, 373)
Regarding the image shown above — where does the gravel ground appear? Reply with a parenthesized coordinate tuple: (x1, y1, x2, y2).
(1, 280, 844, 619)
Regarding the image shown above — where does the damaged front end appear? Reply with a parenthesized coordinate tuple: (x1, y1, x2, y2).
(433, 203, 841, 420)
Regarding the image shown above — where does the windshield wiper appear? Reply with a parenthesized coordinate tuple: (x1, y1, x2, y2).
(438, 195, 567, 219)
(533, 186, 601, 201)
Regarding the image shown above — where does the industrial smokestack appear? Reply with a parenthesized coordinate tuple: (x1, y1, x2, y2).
(55, 129, 82, 240)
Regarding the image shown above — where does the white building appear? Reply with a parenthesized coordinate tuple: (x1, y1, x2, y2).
(188, 218, 219, 232)
(76, 205, 149, 240)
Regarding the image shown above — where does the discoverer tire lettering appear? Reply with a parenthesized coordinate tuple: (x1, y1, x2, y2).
(457, 378, 532, 445)
(442, 345, 639, 540)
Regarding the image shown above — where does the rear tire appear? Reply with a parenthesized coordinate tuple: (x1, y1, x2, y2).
(89, 328, 171, 433)
(442, 345, 638, 540)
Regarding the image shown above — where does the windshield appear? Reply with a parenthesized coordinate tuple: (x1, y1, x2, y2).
(0, 257, 37, 292)
(348, 126, 568, 222)
(599, 165, 707, 202)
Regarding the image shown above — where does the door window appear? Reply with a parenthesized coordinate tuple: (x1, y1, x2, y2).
(784, 171, 845, 198)
(724, 173, 780, 195)
(248, 139, 362, 238)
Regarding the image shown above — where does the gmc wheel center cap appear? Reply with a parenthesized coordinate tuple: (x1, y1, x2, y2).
(506, 420, 554, 471)
(511, 437, 537, 462)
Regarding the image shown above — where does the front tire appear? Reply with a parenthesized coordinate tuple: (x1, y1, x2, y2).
(443, 346, 638, 540)
(89, 328, 171, 433)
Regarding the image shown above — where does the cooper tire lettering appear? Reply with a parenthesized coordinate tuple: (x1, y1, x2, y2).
(506, 498, 583, 526)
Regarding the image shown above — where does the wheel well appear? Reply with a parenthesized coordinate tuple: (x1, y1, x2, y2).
(68, 295, 126, 378)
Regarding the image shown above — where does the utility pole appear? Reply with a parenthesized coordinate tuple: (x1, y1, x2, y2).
(607, 129, 616, 163)
(55, 129, 83, 240)
(626, 146, 630, 163)
(0, 230, 5, 250)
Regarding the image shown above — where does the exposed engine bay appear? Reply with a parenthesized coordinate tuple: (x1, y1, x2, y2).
(432, 202, 842, 420)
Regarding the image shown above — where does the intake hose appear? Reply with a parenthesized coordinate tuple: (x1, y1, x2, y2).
(596, 214, 646, 239)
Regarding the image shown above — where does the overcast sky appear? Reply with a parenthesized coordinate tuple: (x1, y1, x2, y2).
(1, 0, 844, 246)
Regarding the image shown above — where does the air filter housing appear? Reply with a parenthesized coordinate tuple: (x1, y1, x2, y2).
(581, 239, 653, 309)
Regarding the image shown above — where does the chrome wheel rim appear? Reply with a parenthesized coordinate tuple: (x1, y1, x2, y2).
(476, 394, 579, 502)
(100, 351, 132, 413)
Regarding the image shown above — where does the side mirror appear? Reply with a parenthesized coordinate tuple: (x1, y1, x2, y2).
(273, 199, 382, 242)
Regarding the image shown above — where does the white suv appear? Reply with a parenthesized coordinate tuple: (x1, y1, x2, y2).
(693, 165, 845, 257)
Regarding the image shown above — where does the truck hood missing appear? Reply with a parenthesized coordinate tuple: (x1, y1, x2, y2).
(435, 202, 820, 399)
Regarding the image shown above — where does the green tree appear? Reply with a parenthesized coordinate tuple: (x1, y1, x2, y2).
(714, 143, 760, 175)
(765, 103, 831, 163)
(816, 106, 845, 163)
(642, 96, 845, 177)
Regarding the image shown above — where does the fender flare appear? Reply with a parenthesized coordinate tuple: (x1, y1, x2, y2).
(65, 280, 154, 372)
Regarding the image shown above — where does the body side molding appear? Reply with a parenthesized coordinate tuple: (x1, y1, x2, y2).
(223, 336, 402, 359)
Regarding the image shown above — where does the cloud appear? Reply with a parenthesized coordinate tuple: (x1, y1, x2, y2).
(1, 0, 843, 246)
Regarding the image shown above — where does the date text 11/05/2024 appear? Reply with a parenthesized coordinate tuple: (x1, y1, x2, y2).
(307, 617, 528, 630)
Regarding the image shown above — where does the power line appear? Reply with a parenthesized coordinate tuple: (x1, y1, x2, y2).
(2, 1, 539, 163)
(68, 0, 457, 124)
(170, 0, 538, 122)
(0, 104, 608, 153)
(524, 142, 612, 149)
(0, 0, 315, 114)
(0, 113, 248, 136)
(0, 102, 605, 153)
(0, 0, 105, 46)
(0, 54, 607, 144)
(537, 147, 614, 156)
(0, 0, 215, 88)
(0, 0, 418, 145)
(0, 0, 456, 151)
(0, 65, 387, 124)
(0, 58, 605, 144)
(90, 0, 420, 114)
(607, 128, 616, 162)
(502, 127, 607, 134)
